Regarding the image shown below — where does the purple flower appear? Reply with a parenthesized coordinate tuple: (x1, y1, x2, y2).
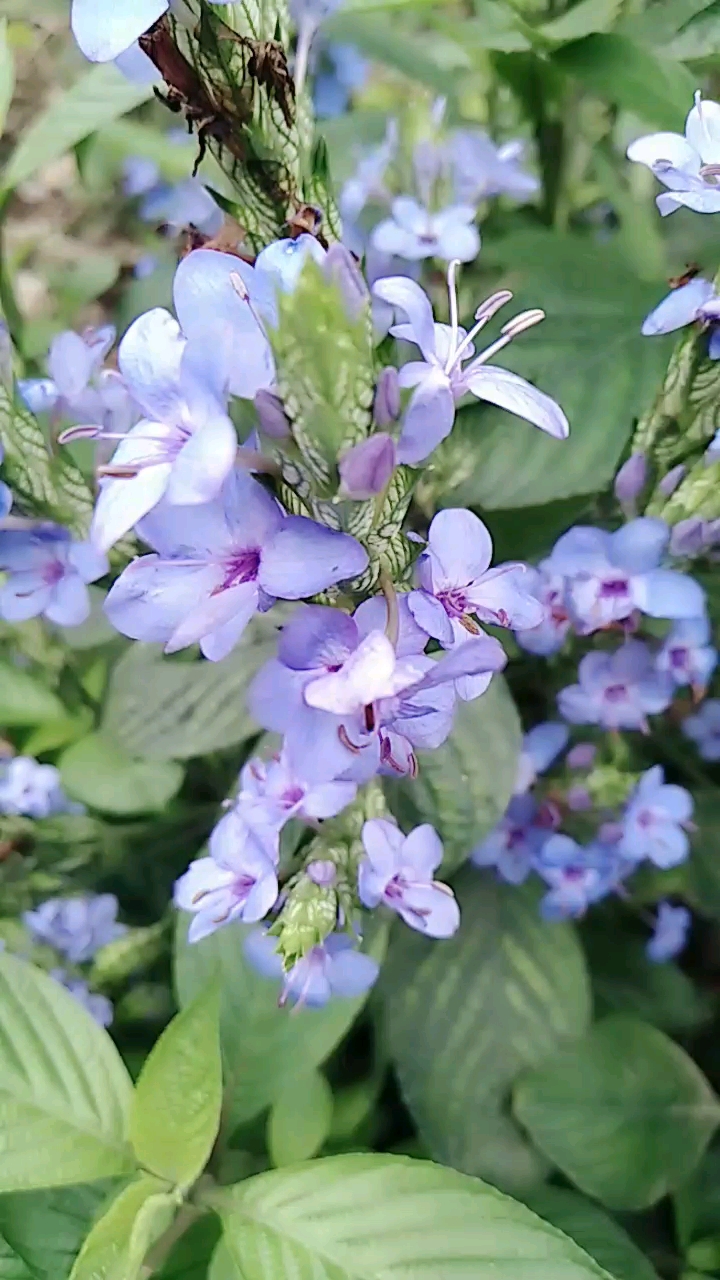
(514, 721, 569, 794)
(143, 178, 223, 237)
(619, 765, 692, 869)
(627, 92, 720, 216)
(0, 526, 107, 626)
(244, 928, 379, 1008)
(18, 325, 127, 427)
(236, 750, 357, 835)
(0, 756, 80, 820)
(647, 902, 691, 963)
(614, 453, 647, 515)
(683, 698, 720, 760)
(656, 617, 717, 691)
(548, 519, 705, 633)
(50, 971, 113, 1027)
(472, 793, 553, 885)
(175, 812, 279, 943)
(407, 507, 543, 699)
(358, 818, 459, 937)
(558, 641, 673, 731)
(339, 434, 396, 499)
(104, 469, 368, 661)
(24, 894, 126, 964)
(515, 564, 572, 656)
(535, 835, 619, 920)
(371, 198, 480, 264)
(566, 742, 596, 770)
(641, 277, 720, 359)
(450, 131, 539, 204)
(372, 269, 568, 465)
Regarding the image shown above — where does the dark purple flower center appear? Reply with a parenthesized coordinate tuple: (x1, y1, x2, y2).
(42, 559, 66, 587)
(604, 682, 628, 703)
(281, 785, 305, 808)
(636, 808, 656, 829)
(599, 577, 630, 599)
(669, 646, 689, 671)
(219, 548, 261, 591)
(507, 825, 529, 849)
(438, 587, 470, 618)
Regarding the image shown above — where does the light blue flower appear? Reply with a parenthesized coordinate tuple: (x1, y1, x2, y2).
(18, 324, 125, 428)
(683, 697, 720, 760)
(640, 277, 720, 360)
(71, 0, 232, 63)
(646, 902, 691, 963)
(141, 178, 223, 237)
(359, 818, 459, 937)
(558, 640, 673, 731)
(515, 564, 572, 656)
(244, 928, 379, 1008)
(515, 721, 569, 794)
(627, 92, 720, 216)
(0, 756, 81, 820)
(371, 197, 480, 264)
(175, 811, 279, 944)
(472, 793, 552, 885)
(619, 765, 692, 868)
(656, 616, 717, 691)
(450, 131, 539, 204)
(25, 894, 126, 964)
(372, 270, 568, 464)
(0, 526, 107, 627)
(535, 834, 619, 920)
(235, 749, 357, 836)
(50, 970, 114, 1026)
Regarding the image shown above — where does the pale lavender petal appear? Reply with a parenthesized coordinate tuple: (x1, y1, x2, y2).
(611, 517, 669, 572)
(464, 365, 569, 440)
(66, 542, 109, 583)
(278, 604, 358, 670)
(45, 576, 91, 627)
(468, 564, 545, 629)
(0, 576, 51, 622)
(402, 822, 443, 877)
(626, 131, 699, 172)
(361, 817, 403, 878)
(434, 213, 480, 264)
(397, 882, 460, 938)
(166, 581, 259, 655)
(523, 721, 569, 773)
(406, 589, 454, 645)
(416, 635, 506, 689)
(658, 189, 720, 214)
(396, 369, 455, 465)
(71, 0, 167, 60)
(327, 947, 379, 998)
(91, 462, 173, 552)
(48, 332, 95, 402)
(634, 569, 706, 619)
(641, 278, 714, 335)
(118, 308, 185, 421)
(114, 41, 162, 82)
(427, 507, 493, 586)
(303, 780, 357, 819)
(339, 434, 396, 499)
(305, 632, 424, 713)
(104, 558, 219, 644)
(370, 277, 437, 362)
(163, 407, 237, 506)
(259, 518, 368, 598)
(353, 594, 428, 656)
(248, 659, 306, 732)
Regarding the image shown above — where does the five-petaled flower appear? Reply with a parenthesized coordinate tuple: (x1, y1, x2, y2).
(0, 526, 107, 627)
(627, 91, 720, 216)
(619, 766, 693, 869)
(175, 811, 279, 943)
(358, 818, 460, 937)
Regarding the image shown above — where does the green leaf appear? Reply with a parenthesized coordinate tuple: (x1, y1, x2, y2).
(514, 1014, 720, 1210)
(174, 915, 388, 1129)
(685, 790, 720, 918)
(0, 1183, 117, 1280)
(214, 1152, 615, 1279)
(538, 0, 623, 43)
(0, 386, 94, 535)
(130, 982, 222, 1189)
(523, 1187, 659, 1280)
(59, 732, 183, 816)
(2, 64, 154, 192)
(0, 951, 134, 1192)
(102, 626, 277, 760)
(381, 871, 591, 1192)
(268, 1069, 334, 1167)
(153, 1214, 223, 1280)
(552, 34, 695, 129)
(323, 11, 468, 96)
(0, 662, 65, 726)
(436, 231, 672, 509)
(0, 19, 14, 138)
(383, 677, 521, 874)
(68, 1176, 177, 1280)
(582, 923, 711, 1033)
(675, 1149, 720, 1252)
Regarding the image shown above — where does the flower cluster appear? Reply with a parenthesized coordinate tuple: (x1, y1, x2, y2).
(23, 893, 126, 1025)
(0, 755, 82, 820)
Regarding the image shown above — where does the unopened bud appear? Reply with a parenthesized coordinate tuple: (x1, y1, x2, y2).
(566, 784, 592, 811)
(323, 244, 369, 322)
(306, 859, 337, 887)
(670, 517, 706, 557)
(374, 367, 400, 426)
(339, 433, 396, 499)
(566, 743, 596, 770)
(659, 464, 686, 497)
(254, 389, 291, 439)
(614, 453, 647, 510)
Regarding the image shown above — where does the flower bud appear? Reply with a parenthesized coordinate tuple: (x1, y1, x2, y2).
(374, 366, 400, 426)
(254, 389, 291, 439)
(323, 243, 369, 322)
(566, 743, 596, 770)
(659, 464, 686, 497)
(670, 517, 706, 557)
(339, 433, 396, 499)
(614, 453, 647, 510)
(566, 784, 592, 811)
(306, 859, 337, 887)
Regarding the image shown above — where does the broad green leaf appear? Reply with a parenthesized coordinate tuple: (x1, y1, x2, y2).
(102, 626, 277, 760)
(538, 0, 623, 43)
(324, 11, 468, 95)
(175, 915, 388, 1129)
(131, 982, 222, 1189)
(435, 231, 672, 510)
(0, 386, 94, 535)
(0, 662, 64, 726)
(215, 1152, 615, 1280)
(675, 1149, 720, 1252)
(618, 0, 717, 48)
(59, 732, 183, 816)
(0, 19, 14, 138)
(0, 951, 134, 1191)
(582, 923, 711, 1033)
(154, 1214, 223, 1280)
(68, 1176, 177, 1280)
(552, 34, 695, 129)
(685, 790, 720, 918)
(383, 677, 521, 874)
(0, 1183, 117, 1280)
(433, 4, 534, 53)
(523, 1187, 659, 1280)
(2, 65, 154, 192)
(381, 871, 591, 1192)
(514, 1014, 720, 1209)
(268, 1069, 333, 1167)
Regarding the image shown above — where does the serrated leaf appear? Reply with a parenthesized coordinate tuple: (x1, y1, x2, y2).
(130, 981, 222, 1189)
(68, 1176, 176, 1280)
(0, 1183, 119, 1280)
(102, 623, 277, 760)
(383, 677, 521, 874)
(523, 1187, 660, 1280)
(174, 914, 388, 1129)
(267, 1069, 334, 1167)
(59, 732, 183, 816)
(2, 65, 154, 192)
(0, 662, 65, 726)
(0, 19, 14, 138)
(381, 871, 591, 1192)
(514, 1014, 720, 1210)
(0, 951, 134, 1192)
(552, 33, 695, 128)
(215, 1152, 615, 1280)
(0, 386, 94, 534)
(435, 231, 672, 509)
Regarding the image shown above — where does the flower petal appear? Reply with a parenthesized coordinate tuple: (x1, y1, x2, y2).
(259, 517, 368, 598)
(104, 557, 220, 644)
(406, 589, 454, 645)
(427, 507, 493, 587)
(626, 130, 699, 172)
(45, 576, 91, 627)
(277, 604, 358, 671)
(402, 822, 444, 878)
(163, 401, 237, 506)
(71, 0, 167, 60)
(685, 96, 720, 165)
(634, 568, 706, 619)
(166, 581, 259, 656)
(370, 276, 437, 362)
(611, 517, 669, 572)
(397, 882, 460, 938)
(641, 278, 715, 335)
(396, 368, 456, 465)
(91, 462, 173, 553)
(118, 308, 185, 421)
(464, 365, 569, 439)
(361, 817, 404, 878)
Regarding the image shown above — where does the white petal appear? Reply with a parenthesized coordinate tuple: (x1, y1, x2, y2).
(91, 462, 172, 552)
(427, 507, 493, 588)
(371, 277, 438, 362)
(71, 0, 167, 60)
(641, 278, 715, 335)
(464, 365, 569, 439)
(685, 96, 720, 165)
(626, 130, 699, 173)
